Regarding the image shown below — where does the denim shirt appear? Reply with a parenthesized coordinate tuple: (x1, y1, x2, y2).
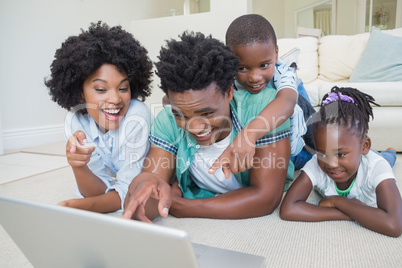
(149, 88, 293, 199)
(64, 99, 151, 210)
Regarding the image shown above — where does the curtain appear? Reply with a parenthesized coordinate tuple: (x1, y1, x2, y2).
(314, 8, 332, 35)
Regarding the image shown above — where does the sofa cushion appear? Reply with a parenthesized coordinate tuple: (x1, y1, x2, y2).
(318, 82, 402, 107)
(318, 32, 370, 81)
(367, 106, 402, 151)
(277, 37, 318, 84)
(303, 84, 320, 107)
(349, 27, 402, 82)
(318, 28, 402, 82)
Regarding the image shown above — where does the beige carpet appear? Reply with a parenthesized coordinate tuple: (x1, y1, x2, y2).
(0, 153, 68, 184)
(0, 142, 401, 267)
(154, 186, 402, 267)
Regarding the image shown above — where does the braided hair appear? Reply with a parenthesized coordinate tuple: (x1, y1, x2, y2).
(225, 14, 277, 48)
(45, 21, 153, 114)
(155, 31, 239, 95)
(313, 86, 379, 140)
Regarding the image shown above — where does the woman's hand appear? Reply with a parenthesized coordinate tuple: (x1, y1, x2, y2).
(66, 131, 95, 167)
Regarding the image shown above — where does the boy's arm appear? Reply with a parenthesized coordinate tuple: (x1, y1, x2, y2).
(169, 137, 290, 219)
(320, 179, 402, 237)
(280, 171, 352, 221)
(209, 88, 297, 177)
(122, 145, 175, 222)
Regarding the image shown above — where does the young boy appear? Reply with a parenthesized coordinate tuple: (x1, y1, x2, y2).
(209, 14, 315, 179)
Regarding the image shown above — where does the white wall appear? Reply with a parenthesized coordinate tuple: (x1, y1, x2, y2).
(254, 0, 364, 37)
(0, 0, 379, 150)
(0, 0, 187, 150)
(0, 0, 251, 151)
(131, 0, 252, 116)
(337, 0, 360, 35)
(252, 0, 286, 37)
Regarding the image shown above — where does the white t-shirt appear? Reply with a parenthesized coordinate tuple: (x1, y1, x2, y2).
(301, 150, 396, 207)
(189, 132, 243, 194)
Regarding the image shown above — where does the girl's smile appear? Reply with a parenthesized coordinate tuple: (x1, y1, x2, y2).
(314, 124, 371, 189)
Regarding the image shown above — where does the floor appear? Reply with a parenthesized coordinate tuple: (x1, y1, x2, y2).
(0, 141, 401, 268)
(0, 142, 76, 208)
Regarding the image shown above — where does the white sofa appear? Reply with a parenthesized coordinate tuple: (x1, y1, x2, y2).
(277, 28, 402, 151)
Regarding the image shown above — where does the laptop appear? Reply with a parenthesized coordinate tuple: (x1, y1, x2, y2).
(0, 195, 265, 268)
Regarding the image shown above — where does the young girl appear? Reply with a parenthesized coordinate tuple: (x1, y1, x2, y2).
(280, 86, 402, 237)
(45, 22, 153, 213)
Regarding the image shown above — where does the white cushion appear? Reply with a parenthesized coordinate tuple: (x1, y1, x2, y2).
(318, 32, 370, 81)
(318, 82, 402, 107)
(368, 106, 402, 151)
(382, 27, 402, 37)
(302, 84, 320, 107)
(277, 37, 318, 83)
(318, 27, 402, 82)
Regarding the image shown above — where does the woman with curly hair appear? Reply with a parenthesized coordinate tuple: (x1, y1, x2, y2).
(45, 21, 153, 213)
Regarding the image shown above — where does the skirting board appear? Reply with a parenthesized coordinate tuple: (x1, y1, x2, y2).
(2, 124, 65, 151)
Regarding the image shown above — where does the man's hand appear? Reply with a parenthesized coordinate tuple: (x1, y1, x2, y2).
(66, 131, 95, 167)
(122, 172, 172, 223)
(171, 180, 183, 199)
(209, 131, 255, 178)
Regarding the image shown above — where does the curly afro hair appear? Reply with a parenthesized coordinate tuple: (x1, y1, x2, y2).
(45, 21, 152, 114)
(155, 31, 239, 95)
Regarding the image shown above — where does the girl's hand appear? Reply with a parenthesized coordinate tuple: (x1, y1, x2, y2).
(318, 196, 340, 208)
(319, 196, 365, 208)
(66, 131, 95, 167)
(318, 196, 354, 221)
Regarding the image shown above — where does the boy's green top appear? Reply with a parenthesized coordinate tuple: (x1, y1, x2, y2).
(149, 87, 294, 199)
